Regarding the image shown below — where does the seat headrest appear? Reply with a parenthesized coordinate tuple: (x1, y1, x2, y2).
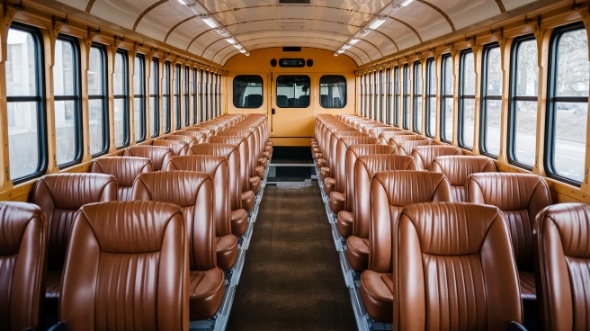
(357, 155, 416, 178)
(536, 202, 590, 258)
(468, 172, 550, 211)
(0, 202, 45, 254)
(190, 143, 237, 157)
(373, 170, 451, 206)
(33, 173, 117, 210)
(166, 155, 226, 173)
(432, 156, 496, 185)
(349, 144, 396, 157)
(341, 136, 379, 147)
(90, 156, 152, 187)
(132, 171, 211, 208)
(207, 136, 245, 146)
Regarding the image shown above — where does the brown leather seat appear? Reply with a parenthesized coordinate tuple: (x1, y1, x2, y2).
(165, 155, 248, 239)
(31, 173, 117, 303)
(59, 201, 189, 330)
(187, 126, 214, 139)
(360, 170, 451, 322)
(534, 202, 590, 331)
(389, 135, 431, 155)
(124, 145, 173, 171)
(467, 172, 552, 302)
(0, 202, 47, 331)
(346, 155, 417, 271)
(432, 155, 497, 202)
(154, 138, 190, 156)
(321, 130, 360, 189)
(328, 136, 379, 213)
(337, 144, 397, 238)
(208, 135, 262, 193)
(395, 202, 523, 330)
(190, 143, 255, 213)
(411, 145, 462, 171)
(90, 156, 153, 200)
(131, 171, 225, 320)
(160, 134, 200, 149)
(177, 130, 207, 143)
(378, 130, 414, 145)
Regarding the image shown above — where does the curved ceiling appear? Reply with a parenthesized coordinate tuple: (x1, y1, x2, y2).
(57, 0, 545, 66)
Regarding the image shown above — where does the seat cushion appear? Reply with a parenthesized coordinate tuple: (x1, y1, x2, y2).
(319, 166, 330, 183)
(519, 271, 536, 301)
(231, 208, 249, 237)
(242, 190, 255, 212)
(258, 158, 268, 169)
(316, 158, 326, 169)
(250, 176, 261, 193)
(324, 177, 336, 196)
(329, 191, 345, 214)
(216, 234, 238, 270)
(337, 210, 353, 238)
(360, 270, 393, 322)
(346, 236, 369, 272)
(189, 268, 225, 320)
(255, 165, 265, 180)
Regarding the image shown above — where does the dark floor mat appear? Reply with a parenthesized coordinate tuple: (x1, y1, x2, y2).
(227, 184, 356, 331)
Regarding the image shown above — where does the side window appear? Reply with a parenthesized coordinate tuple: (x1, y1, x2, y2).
(394, 67, 400, 126)
(386, 68, 392, 124)
(459, 49, 476, 149)
(276, 75, 310, 108)
(509, 36, 538, 168)
(54, 36, 82, 167)
(378, 70, 383, 121)
(546, 23, 589, 184)
(174, 63, 181, 130)
(149, 58, 159, 137)
(425, 58, 436, 137)
(89, 44, 108, 155)
(440, 54, 454, 142)
(199, 69, 205, 121)
(133, 54, 146, 142)
(320, 75, 346, 109)
(184, 66, 190, 126)
(234, 75, 263, 108)
(368, 72, 374, 118)
(114, 50, 129, 148)
(192, 68, 198, 124)
(413, 60, 423, 133)
(163, 61, 171, 133)
(7, 24, 46, 182)
(480, 44, 502, 157)
(403, 64, 410, 129)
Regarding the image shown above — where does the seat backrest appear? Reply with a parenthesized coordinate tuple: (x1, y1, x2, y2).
(534, 202, 590, 331)
(0, 202, 47, 331)
(369, 170, 451, 272)
(131, 171, 216, 271)
(245, 94, 262, 107)
(277, 95, 288, 107)
(90, 156, 153, 200)
(165, 155, 231, 237)
(176, 130, 206, 144)
(344, 144, 397, 211)
(31, 173, 117, 271)
(432, 155, 497, 202)
(328, 131, 365, 175)
(467, 172, 552, 272)
(395, 139, 432, 156)
(124, 145, 173, 171)
(411, 145, 463, 171)
(378, 130, 414, 145)
(395, 202, 522, 330)
(153, 139, 189, 156)
(333, 136, 379, 193)
(354, 155, 416, 238)
(205, 136, 250, 192)
(186, 126, 214, 138)
(60, 201, 188, 331)
(160, 134, 199, 149)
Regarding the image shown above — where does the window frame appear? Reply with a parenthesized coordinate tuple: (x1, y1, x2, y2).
(113, 49, 130, 149)
(233, 75, 263, 109)
(413, 60, 423, 133)
(7, 23, 47, 183)
(149, 58, 160, 138)
(403, 63, 410, 129)
(440, 53, 454, 143)
(507, 34, 538, 170)
(394, 67, 400, 126)
(163, 61, 171, 133)
(378, 70, 383, 121)
(192, 68, 198, 124)
(479, 43, 502, 158)
(88, 43, 109, 156)
(545, 22, 588, 186)
(386, 67, 392, 124)
(184, 66, 190, 127)
(275, 75, 311, 109)
(319, 75, 347, 109)
(174, 63, 181, 130)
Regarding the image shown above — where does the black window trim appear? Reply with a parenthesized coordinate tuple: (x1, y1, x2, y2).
(386, 67, 392, 125)
(134, 53, 146, 143)
(192, 68, 198, 124)
(403, 63, 410, 129)
(89, 42, 110, 156)
(479, 42, 501, 158)
(150, 57, 160, 138)
(174, 63, 181, 130)
(233, 74, 263, 109)
(425, 57, 436, 138)
(413, 60, 422, 134)
(184, 66, 190, 127)
(458, 48, 475, 150)
(440, 53, 454, 143)
(114, 49, 130, 148)
(394, 67, 400, 127)
(163, 60, 171, 133)
(319, 75, 347, 109)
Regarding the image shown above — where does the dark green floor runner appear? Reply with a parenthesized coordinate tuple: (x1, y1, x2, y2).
(227, 184, 357, 331)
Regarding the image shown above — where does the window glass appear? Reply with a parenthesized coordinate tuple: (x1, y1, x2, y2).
(199, 70, 205, 121)
(149, 59, 159, 137)
(481, 44, 502, 156)
(133, 54, 145, 142)
(205, 71, 210, 120)
(378, 70, 383, 121)
(114, 51, 129, 148)
(403, 64, 410, 129)
(163, 61, 171, 133)
(320, 75, 346, 108)
(413, 61, 423, 133)
(386, 68, 392, 124)
(368, 72, 374, 118)
(234, 75, 263, 108)
(441, 54, 454, 142)
(547, 25, 588, 183)
(509, 37, 538, 167)
(7, 25, 45, 181)
(425, 58, 436, 137)
(54, 37, 81, 166)
(89, 45, 108, 155)
(192, 68, 198, 124)
(174, 64, 181, 130)
(276, 75, 310, 108)
(185, 66, 190, 126)
(459, 50, 476, 149)
(394, 67, 400, 126)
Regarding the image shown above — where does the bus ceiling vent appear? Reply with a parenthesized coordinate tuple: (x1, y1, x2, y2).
(283, 47, 301, 52)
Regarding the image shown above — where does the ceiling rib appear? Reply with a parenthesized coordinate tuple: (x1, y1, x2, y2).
(84, 0, 96, 13)
(133, 0, 169, 32)
(415, 0, 456, 32)
(495, 0, 507, 13)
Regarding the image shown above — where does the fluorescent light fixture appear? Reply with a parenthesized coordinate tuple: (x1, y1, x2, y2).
(342, 44, 351, 50)
(358, 28, 370, 36)
(349, 38, 359, 45)
(244, 52, 250, 56)
(216, 28, 229, 37)
(337, 49, 345, 54)
(239, 48, 247, 53)
(201, 16, 218, 29)
(226, 37, 237, 45)
(233, 44, 242, 50)
(176, 0, 195, 5)
(368, 16, 386, 30)
(393, 0, 413, 8)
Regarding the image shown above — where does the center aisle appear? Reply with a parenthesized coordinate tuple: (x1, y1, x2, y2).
(227, 184, 357, 330)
